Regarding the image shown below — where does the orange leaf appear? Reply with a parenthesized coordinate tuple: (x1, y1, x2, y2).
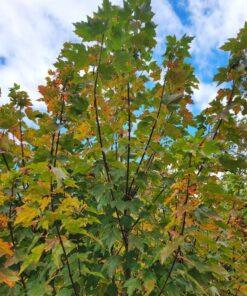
(0, 268, 19, 288)
(0, 238, 13, 257)
(74, 122, 91, 141)
(188, 184, 197, 195)
(0, 214, 8, 229)
(202, 223, 218, 231)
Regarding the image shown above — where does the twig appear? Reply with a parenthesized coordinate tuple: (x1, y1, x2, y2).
(19, 106, 25, 167)
(1, 154, 27, 294)
(92, 33, 128, 249)
(128, 83, 166, 196)
(49, 85, 79, 296)
(158, 81, 236, 295)
(125, 82, 131, 199)
(158, 154, 192, 295)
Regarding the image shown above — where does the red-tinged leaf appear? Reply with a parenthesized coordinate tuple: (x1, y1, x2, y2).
(0, 268, 19, 288)
(0, 238, 13, 257)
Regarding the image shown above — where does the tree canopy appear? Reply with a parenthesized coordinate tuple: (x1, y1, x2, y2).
(0, 0, 246, 295)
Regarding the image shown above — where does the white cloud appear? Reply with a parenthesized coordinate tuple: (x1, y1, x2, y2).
(152, 0, 184, 40)
(0, 0, 246, 110)
(192, 81, 218, 111)
(186, 0, 247, 70)
(0, 0, 121, 106)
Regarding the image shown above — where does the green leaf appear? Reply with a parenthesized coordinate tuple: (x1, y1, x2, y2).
(61, 43, 87, 69)
(51, 166, 68, 180)
(20, 244, 45, 274)
(74, 17, 107, 41)
(56, 288, 72, 296)
(209, 286, 220, 296)
(162, 93, 184, 105)
(103, 255, 121, 278)
(159, 237, 184, 264)
(113, 51, 135, 73)
(123, 278, 141, 296)
(202, 141, 220, 156)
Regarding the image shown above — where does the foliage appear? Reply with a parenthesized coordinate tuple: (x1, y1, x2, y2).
(0, 1, 246, 295)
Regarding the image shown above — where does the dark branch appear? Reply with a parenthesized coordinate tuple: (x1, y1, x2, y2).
(125, 82, 131, 198)
(92, 34, 128, 250)
(128, 83, 166, 196)
(158, 81, 236, 295)
(49, 85, 79, 296)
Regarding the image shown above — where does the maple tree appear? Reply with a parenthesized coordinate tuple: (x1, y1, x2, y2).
(0, 0, 246, 295)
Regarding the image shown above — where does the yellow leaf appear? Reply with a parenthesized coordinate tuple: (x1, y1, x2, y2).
(239, 285, 247, 295)
(0, 192, 9, 206)
(0, 238, 13, 257)
(58, 196, 81, 214)
(0, 214, 8, 229)
(144, 278, 156, 295)
(0, 268, 19, 288)
(15, 205, 39, 227)
(40, 196, 51, 211)
(171, 180, 186, 191)
(74, 122, 91, 141)
(141, 221, 154, 232)
(164, 191, 177, 205)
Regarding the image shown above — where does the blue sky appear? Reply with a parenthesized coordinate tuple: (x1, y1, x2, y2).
(0, 0, 246, 111)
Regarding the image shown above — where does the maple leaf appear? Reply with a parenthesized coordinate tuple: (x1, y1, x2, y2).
(14, 205, 39, 227)
(0, 268, 19, 288)
(0, 239, 13, 257)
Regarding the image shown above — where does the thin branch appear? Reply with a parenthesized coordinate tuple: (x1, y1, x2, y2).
(126, 111, 174, 206)
(180, 155, 192, 236)
(115, 185, 167, 256)
(158, 154, 192, 295)
(1, 153, 10, 171)
(128, 83, 166, 196)
(93, 34, 111, 183)
(49, 87, 79, 296)
(125, 82, 131, 198)
(8, 186, 27, 294)
(144, 111, 174, 175)
(158, 81, 236, 295)
(1, 154, 27, 293)
(216, 200, 236, 242)
(53, 97, 65, 167)
(197, 81, 236, 175)
(115, 133, 118, 161)
(92, 34, 128, 249)
(131, 185, 166, 232)
(158, 248, 180, 295)
(19, 106, 25, 167)
(122, 82, 132, 280)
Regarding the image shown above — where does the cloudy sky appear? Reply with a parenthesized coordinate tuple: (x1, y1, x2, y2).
(0, 0, 246, 111)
